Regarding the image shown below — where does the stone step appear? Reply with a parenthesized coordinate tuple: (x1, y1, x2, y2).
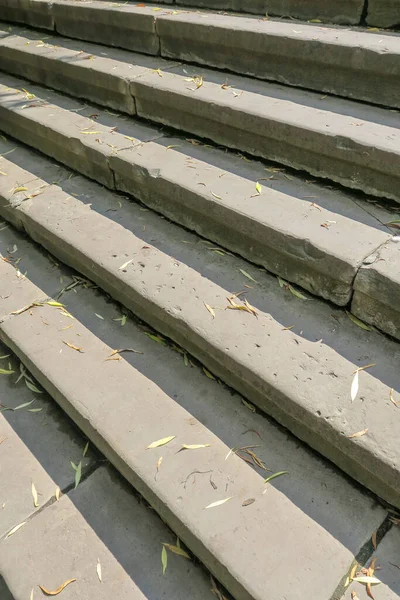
(1, 3, 399, 108)
(0, 319, 222, 600)
(1, 76, 399, 329)
(0, 0, 376, 28)
(0, 133, 399, 512)
(0, 220, 389, 600)
(0, 28, 399, 204)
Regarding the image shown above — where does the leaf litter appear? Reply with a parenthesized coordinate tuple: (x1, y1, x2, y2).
(147, 436, 175, 449)
(31, 482, 39, 507)
(347, 428, 368, 439)
(39, 579, 76, 596)
(205, 497, 232, 509)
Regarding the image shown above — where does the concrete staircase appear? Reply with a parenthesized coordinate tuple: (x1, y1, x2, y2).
(0, 2, 399, 600)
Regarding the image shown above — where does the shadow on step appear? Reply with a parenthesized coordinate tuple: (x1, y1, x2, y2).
(0, 224, 388, 565)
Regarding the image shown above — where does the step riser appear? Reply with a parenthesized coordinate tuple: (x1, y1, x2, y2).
(1, 4, 400, 109)
(0, 35, 399, 205)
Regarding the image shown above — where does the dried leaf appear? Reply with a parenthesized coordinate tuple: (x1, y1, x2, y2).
(96, 559, 102, 582)
(347, 428, 368, 439)
(6, 521, 26, 537)
(346, 311, 371, 331)
(371, 530, 377, 550)
(351, 576, 381, 585)
(350, 564, 359, 581)
(108, 348, 143, 357)
(62, 341, 84, 353)
(74, 461, 82, 488)
(288, 284, 307, 300)
(242, 498, 255, 507)
(118, 258, 133, 271)
(12, 186, 28, 194)
(25, 380, 43, 394)
(30, 588, 34, 600)
(163, 543, 190, 559)
(203, 368, 215, 380)
(46, 301, 64, 307)
(205, 497, 232, 509)
(181, 444, 211, 450)
(161, 545, 167, 575)
(80, 130, 101, 134)
(390, 388, 399, 407)
(211, 192, 222, 200)
(239, 269, 258, 283)
(264, 471, 288, 484)
(255, 181, 262, 194)
(32, 482, 39, 507)
(55, 487, 60, 501)
(82, 441, 89, 457)
(351, 592, 361, 600)
(147, 436, 176, 449)
(39, 579, 76, 595)
(204, 302, 215, 319)
(351, 370, 359, 402)
(241, 399, 256, 412)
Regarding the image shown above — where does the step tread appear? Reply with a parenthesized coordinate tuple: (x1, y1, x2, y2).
(0, 134, 399, 511)
(0, 75, 398, 313)
(0, 233, 387, 600)
(0, 26, 399, 204)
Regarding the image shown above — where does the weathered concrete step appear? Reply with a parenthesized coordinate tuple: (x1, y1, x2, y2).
(0, 225, 389, 600)
(367, 0, 400, 28)
(342, 526, 400, 600)
(0, 0, 367, 26)
(0, 28, 399, 203)
(0, 134, 400, 512)
(0, 77, 398, 313)
(1, 2, 399, 108)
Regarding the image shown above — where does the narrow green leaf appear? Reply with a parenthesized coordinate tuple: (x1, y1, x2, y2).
(121, 315, 127, 326)
(345, 311, 371, 331)
(288, 284, 307, 300)
(14, 399, 35, 411)
(264, 471, 288, 484)
(83, 441, 89, 457)
(25, 379, 43, 393)
(74, 461, 82, 488)
(70, 461, 78, 471)
(239, 269, 258, 283)
(161, 545, 168, 575)
(28, 407, 44, 413)
(0, 368, 14, 375)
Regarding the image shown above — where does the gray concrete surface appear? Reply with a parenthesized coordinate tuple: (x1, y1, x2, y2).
(53, 1, 160, 55)
(0, 27, 399, 203)
(0, 254, 388, 600)
(367, 0, 400, 27)
(2, 2, 396, 106)
(352, 240, 400, 341)
(0, 0, 366, 26)
(157, 12, 400, 108)
(0, 140, 400, 512)
(0, 0, 54, 30)
(342, 527, 400, 600)
(0, 79, 396, 308)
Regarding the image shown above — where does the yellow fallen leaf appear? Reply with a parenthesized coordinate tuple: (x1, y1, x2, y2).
(118, 258, 133, 271)
(39, 579, 76, 595)
(6, 521, 26, 537)
(162, 543, 190, 558)
(80, 130, 101, 134)
(347, 428, 368, 439)
(389, 388, 399, 407)
(211, 192, 222, 199)
(205, 497, 232, 509)
(351, 370, 359, 402)
(181, 444, 211, 450)
(147, 436, 176, 449)
(31, 482, 39, 507)
(62, 341, 84, 353)
(12, 186, 28, 194)
(96, 559, 102, 582)
(55, 487, 60, 501)
(242, 399, 256, 412)
(204, 302, 215, 318)
(255, 182, 262, 194)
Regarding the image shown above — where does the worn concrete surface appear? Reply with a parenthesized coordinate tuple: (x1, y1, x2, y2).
(352, 239, 400, 341)
(0, 28, 399, 202)
(53, 1, 160, 55)
(2, 2, 396, 106)
(0, 281, 387, 600)
(367, 0, 400, 27)
(0, 0, 54, 30)
(157, 12, 400, 108)
(0, 139, 400, 511)
(342, 527, 400, 600)
(0, 80, 396, 308)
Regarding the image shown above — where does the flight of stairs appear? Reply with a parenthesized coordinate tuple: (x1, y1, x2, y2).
(0, 2, 399, 600)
